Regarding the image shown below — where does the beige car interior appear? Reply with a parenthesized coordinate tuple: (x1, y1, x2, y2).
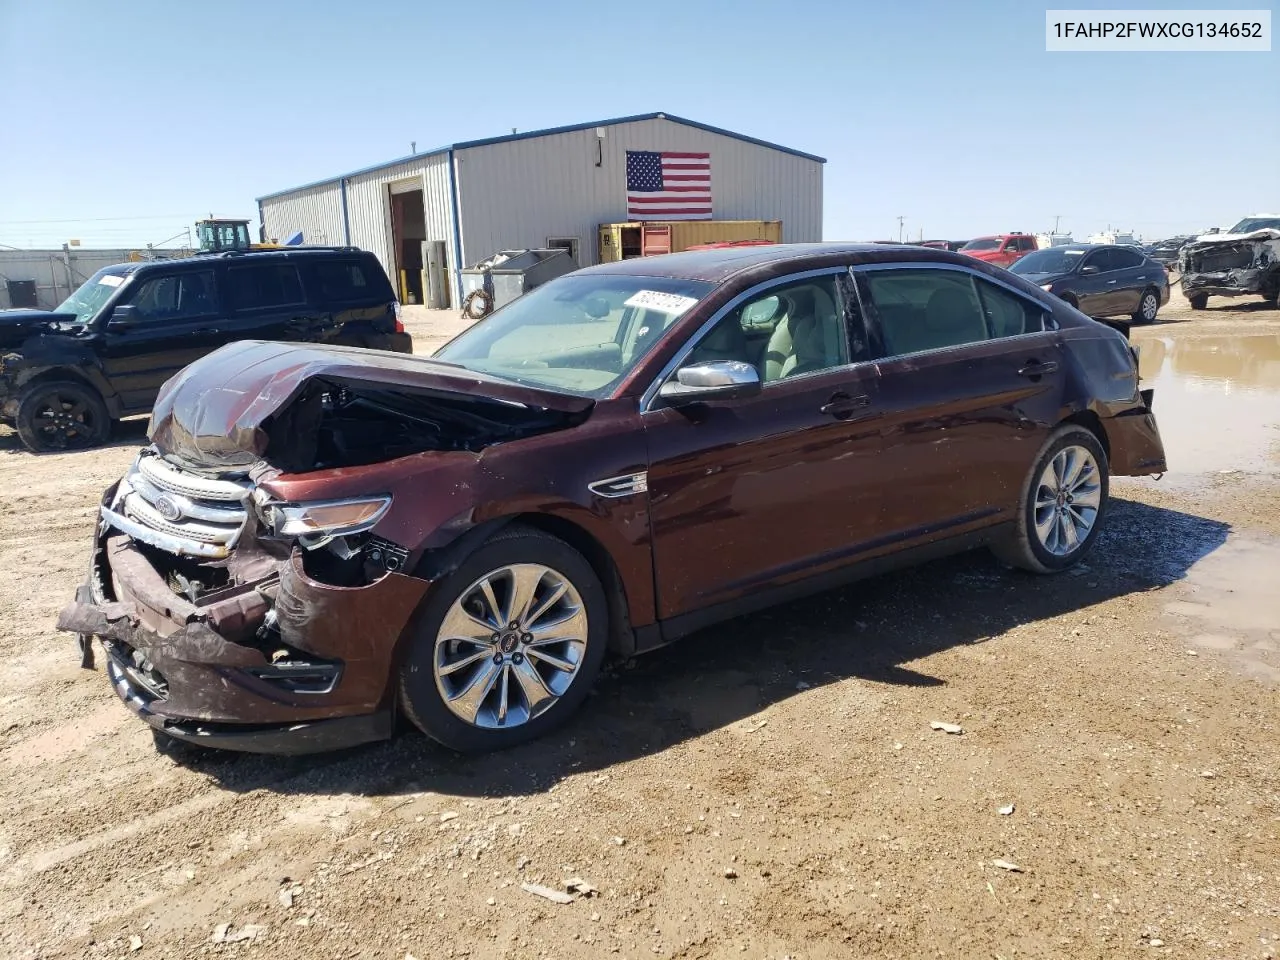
(686, 281, 846, 382)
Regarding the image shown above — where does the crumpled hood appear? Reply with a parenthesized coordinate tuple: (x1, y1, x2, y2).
(1188, 228, 1280, 247)
(0, 309, 81, 351)
(148, 339, 595, 468)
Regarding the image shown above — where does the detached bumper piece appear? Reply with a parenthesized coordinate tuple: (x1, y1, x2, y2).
(58, 525, 428, 755)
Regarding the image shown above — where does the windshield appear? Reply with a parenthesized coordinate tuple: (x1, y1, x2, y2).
(960, 237, 999, 252)
(1009, 248, 1087, 275)
(54, 267, 129, 323)
(435, 273, 714, 397)
(1227, 217, 1280, 234)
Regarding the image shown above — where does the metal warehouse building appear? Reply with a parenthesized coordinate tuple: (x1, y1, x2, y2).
(256, 112, 824, 308)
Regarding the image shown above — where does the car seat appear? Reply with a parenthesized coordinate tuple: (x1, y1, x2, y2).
(763, 286, 841, 380)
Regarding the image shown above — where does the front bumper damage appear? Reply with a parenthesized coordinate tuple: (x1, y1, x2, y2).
(1180, 233, 1280, 299)
(58, 485, 429, 754)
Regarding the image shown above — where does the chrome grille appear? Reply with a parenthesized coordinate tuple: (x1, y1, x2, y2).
(103, 451, 253, 558)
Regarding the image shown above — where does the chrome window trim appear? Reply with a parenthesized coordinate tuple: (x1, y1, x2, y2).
(640, 266, 855, 413)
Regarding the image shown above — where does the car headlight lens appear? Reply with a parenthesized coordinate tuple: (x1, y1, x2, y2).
(1039, 283, 1054, 291)
(274, 496, 391, 537)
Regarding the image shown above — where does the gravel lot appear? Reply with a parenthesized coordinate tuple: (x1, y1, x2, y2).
(2, 288, 1278, 959)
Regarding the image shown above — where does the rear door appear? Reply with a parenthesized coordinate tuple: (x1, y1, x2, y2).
(98, 268, 226, 411)
(1107, 246, 1150, 314)
(222, 261, 320, 344)
(309, 256, 397, 347)
(854, 263, 1064, 544)
(644, 268, 884, 617)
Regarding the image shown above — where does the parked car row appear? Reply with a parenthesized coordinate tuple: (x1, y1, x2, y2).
(57, 242, 1167, 755)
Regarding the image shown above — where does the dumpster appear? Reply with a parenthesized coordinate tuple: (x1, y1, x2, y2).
(460, 248, 576, 319)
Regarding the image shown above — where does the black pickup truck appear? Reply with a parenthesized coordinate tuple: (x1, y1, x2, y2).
(1, 247, 411, 452)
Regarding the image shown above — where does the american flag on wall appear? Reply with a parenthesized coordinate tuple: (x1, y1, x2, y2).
(625, 150, 712, 220)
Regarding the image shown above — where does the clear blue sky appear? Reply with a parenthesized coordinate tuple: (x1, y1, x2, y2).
(0, 0, 1275, 248)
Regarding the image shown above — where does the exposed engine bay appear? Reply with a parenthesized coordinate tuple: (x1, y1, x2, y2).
(1180, 228, 1280, 302)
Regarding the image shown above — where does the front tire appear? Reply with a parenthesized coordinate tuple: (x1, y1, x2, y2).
(397, 526, 608, 752)
(1132, 287, 1160, 324)
(992, 425, 1109, 574)
(16, 380, 110, 452)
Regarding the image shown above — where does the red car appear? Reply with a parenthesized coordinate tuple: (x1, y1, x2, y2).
(960, 234, 1039, 268)
(61, 244, 1166, 755)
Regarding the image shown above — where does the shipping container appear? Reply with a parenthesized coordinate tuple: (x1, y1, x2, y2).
(597, 219, 783, 262)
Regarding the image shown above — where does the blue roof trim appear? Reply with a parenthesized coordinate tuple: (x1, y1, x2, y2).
(256, 112, 824, 202)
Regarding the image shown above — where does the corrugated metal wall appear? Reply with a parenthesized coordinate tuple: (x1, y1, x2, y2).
(454, 117, 822, 268)
(260, 182, 345, 247)
(259, 155, 455, 295)
(343, 154, 453, 281)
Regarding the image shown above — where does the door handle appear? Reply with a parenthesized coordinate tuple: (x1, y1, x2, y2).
(193, 327, 221, 336)
(1107, 280, 1118, 285)
(819, 393, 871, 420)
(1017, 360, 1059, 378)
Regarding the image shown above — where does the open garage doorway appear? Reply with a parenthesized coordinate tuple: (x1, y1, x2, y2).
(388, 181, 426, 304)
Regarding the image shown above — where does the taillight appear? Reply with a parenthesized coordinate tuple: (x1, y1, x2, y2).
(393, 301, 405, 334)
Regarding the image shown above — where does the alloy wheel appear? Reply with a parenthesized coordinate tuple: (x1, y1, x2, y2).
(1141, 292, 1158, 321)
(433, 563, 588, 729)
(31, 392, 98, 448)
(1032, 445, 1102, 557)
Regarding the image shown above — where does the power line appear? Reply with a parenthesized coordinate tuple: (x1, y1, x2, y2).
(0, 214, 193, 225)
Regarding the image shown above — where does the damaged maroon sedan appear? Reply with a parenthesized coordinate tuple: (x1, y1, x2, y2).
(59, 244, 1167, 755)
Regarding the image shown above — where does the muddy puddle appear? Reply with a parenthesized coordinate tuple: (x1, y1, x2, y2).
(1133, 332, 1280, 481)
(1162, 534, 1280, 684)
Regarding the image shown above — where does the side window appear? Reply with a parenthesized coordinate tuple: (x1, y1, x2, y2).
(860, 268, 988, 356)
(1086, 249, 1117, 273)
(126, 271, 217, 321)
(314, 260, 372, 301)
(1018, 237, 1037, 251)
(1002, 238, 1020, 252)
(1111, 248, 1144, 269)
(974, 278, 1048, 338)
(226, 264, 304, 311)
(685, 274, 847, 383)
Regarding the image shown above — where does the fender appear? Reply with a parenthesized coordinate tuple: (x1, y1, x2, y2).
(1, 335, 124, 417)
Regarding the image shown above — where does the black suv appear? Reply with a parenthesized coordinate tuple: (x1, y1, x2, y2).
(0, 247, 410, 452)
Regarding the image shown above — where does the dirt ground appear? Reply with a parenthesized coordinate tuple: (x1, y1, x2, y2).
(2, 288, 1279, 960)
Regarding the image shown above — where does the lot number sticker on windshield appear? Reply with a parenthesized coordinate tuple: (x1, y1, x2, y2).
(624, 290, 698, 316)
(98, 275, 125, 287)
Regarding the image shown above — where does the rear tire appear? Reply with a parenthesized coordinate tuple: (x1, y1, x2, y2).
(992, 425, 1109, 574)
(397, 526, 608, 753)
(1132, 287, 1160, 324)
(1188, 293, 1209, 310)
(16, 380, 110, 453)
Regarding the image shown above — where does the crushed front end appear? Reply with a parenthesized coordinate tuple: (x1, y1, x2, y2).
(58, 448, 429, 754)
(1180, 230, 1280, 301)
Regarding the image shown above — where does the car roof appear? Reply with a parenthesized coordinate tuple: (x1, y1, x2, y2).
(109, 247, 372, 276)
(576, 242, 965, 283)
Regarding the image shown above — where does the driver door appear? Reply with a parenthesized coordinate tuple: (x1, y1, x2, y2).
(643, 269, 884, 620)
(98, 269, 228, 413)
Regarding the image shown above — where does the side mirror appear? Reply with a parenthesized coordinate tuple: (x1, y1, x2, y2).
(658, 360, 761, 405)
(106, 304, 139, 331)
(1080, 264, 1100, 276)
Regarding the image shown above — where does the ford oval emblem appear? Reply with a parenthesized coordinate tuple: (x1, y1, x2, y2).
(153, 494, 183, 523)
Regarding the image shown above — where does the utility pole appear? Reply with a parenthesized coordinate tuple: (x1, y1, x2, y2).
(897, 216, 905, 243)
(1053, 214, 1061, 234)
